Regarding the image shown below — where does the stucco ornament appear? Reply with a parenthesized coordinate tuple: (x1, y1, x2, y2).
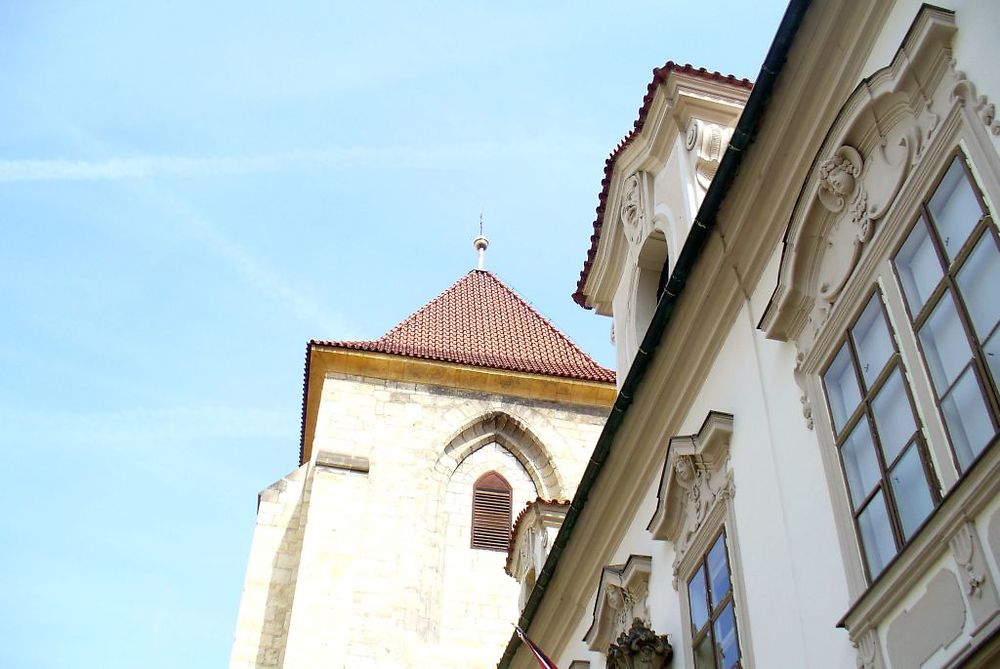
(950, 521, 986, 599)
(812, 130, 916, 309)
(853, 629, 880, 669)
(620, 173, 645, 245)
(606, 619, 673, 669)
(584, 556, 653, 653)
(817, 145, 863, 214)
(952, 61, 1000, 135)
(793, 352, 814, 430)
(670, 455, 735, 586)
(686, 119, 730, 192)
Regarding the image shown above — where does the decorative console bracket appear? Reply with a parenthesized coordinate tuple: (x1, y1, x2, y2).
(606, 619, 673, 669)
(584, 555, 652, 653)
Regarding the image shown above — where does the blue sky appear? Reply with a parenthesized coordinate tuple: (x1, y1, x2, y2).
(0, 2, 786, 667)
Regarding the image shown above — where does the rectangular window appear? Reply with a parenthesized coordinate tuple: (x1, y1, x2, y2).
(686, 530, 741, 669)
(822, 292, 940, 580)
(821, 152, 1000, 584)
(893, 155, 1000, 472)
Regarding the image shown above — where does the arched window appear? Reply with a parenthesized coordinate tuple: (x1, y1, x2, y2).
(471, 471, 513, 551)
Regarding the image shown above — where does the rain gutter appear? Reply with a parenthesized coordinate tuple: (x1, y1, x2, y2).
(497, 1, 810, 666)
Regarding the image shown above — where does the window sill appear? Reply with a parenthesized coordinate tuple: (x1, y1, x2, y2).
(838, 436, 1000, 636)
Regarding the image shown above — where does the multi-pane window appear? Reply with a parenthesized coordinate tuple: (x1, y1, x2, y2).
(821, 152, 1000, 583)
(822, 293, 940, 579)
(893, 155, 1000, 471)
(470, 471, 512, 551)
(687, 531, 741, 669)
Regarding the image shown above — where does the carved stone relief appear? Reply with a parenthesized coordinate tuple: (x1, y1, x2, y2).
(606, 619, 673, 669)
(885, 569, 966, 668)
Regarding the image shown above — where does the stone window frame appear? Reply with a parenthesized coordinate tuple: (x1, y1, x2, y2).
(757, 10, 1000, 655)
(647, 411, 755, 668)
(805, 130, 1000, 593)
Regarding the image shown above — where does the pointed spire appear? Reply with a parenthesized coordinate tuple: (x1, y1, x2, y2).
(473, 207, 489, 270)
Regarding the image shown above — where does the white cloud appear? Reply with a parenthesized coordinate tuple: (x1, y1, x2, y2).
(0, 140, 597, 182)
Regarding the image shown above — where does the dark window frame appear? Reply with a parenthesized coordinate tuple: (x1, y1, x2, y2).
(890, 151, 1000, 474)
(686, 528, 742, 669)
(821, 290, 942, 582)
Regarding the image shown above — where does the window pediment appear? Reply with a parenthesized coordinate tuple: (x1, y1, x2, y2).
(648, 411, 734, 546)
(761, 8, 958, 352)
(583, 554, 652, 653)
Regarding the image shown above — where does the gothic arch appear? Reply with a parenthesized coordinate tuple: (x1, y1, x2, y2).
(433, 411, 565, 500)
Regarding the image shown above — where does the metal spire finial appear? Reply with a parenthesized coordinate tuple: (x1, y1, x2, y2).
(473, 207, 489, 270)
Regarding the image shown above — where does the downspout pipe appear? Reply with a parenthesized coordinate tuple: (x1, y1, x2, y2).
(496, 1, 810, 666)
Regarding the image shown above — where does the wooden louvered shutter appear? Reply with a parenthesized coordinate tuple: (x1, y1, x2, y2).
(471, 471, 512, 551)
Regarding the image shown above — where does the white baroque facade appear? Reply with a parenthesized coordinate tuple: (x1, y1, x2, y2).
(505, 2, 1000, 669)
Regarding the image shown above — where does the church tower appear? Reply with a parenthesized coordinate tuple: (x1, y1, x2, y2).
(229, 249, 614, 668)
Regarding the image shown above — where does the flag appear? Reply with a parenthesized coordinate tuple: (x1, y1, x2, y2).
(514, 626, 559, 669)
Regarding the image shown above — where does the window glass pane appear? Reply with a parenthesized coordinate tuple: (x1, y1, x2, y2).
(713, 602, 741, 669)
(985, 328, 1000, 393)
(871, 368, 917, 464)
(928, 158, 983, 261)
(824, 343, 862, 434)
(851, 295, 894, 389)
(694, 632, 717, 669)
(688, 566, 710, 634)
(941, 367, 996, 471)
(956, 232, 1000, 342)
(888, 443, 934, 541)
(896, 217, 944, 314)
(919, 292, 974, 394)
(706, 534, 731, 606)
(841, 419, 881, 509)
(858, 491, 897, 579)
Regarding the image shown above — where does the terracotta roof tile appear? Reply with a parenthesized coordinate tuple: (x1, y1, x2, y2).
(314, 270, 615, 383)
(573, 62, 753, 308)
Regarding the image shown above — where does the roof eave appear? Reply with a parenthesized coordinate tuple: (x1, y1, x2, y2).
(498, 2, 811, 666)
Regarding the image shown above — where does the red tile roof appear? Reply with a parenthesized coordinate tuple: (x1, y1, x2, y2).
(572, 62, 753, 308)
(314, 270, 615, 383)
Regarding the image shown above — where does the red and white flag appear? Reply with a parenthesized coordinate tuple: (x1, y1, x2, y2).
(514, 626, 559, 669)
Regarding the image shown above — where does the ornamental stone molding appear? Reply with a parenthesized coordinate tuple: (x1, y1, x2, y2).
(952, 61, 1000, 136)
(506, 499, 569, 611)
(686, 118, 732, 193)
(647, 411, 734, 584)
(584, 555, 652, 653)
(620, 172, 647, 246)
(606, 619, 673, 669)
(852, 629, 884, 669)
(760, 8, 958, 358)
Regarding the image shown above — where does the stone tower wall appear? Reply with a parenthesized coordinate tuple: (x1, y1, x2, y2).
(230, 369, 608, 669)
